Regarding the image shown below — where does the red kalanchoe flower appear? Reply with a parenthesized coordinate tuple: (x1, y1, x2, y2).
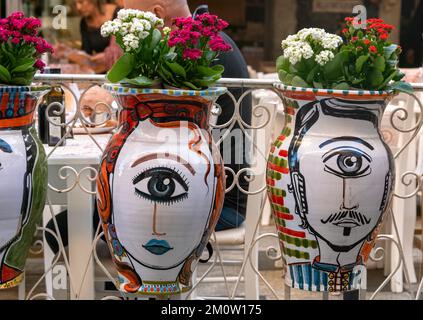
(363, 39, 371, 45)
(369, 45, 378, 53)
(183, 48, 203, 61)
(379, 33, 389, 40)
(342, 28, 349, 34)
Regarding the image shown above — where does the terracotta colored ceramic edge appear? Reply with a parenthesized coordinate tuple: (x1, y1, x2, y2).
(102, 83, 228, 97)
(274, 82, 394, 97)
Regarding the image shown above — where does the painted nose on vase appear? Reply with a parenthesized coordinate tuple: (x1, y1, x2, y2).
(152, 203, 166, 236)
(341, 179, 360, 210)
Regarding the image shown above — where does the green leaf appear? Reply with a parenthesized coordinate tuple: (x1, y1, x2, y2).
(11, 61, 35, 74)
(384, 44, 398, 60)
(10, 77, 31, 86)
(306, 66, 319, 84)
(355, 55, 369, 73)
(0, 43, 16, 66)
(352, 77, 364, 85)
(278, 70, 288, 82)
(389, 81, 414, 94)
(165, 61, 186, 79)
(276, 55, 290, 72)
(373, 56, 386, 72)
(107, 53, 135, 83)
(393, 71, 405, 81)
(196, 65, 224, 78)
(164, 52, 177, 61)
(368, 68, 384, 87)
(313, 81, 323, 89)
(0, 64, 11, 83)
(291, 76, 309, 88)
(16, 57, 34, 66)
(182, 81, 202, 90)
(332, 82, 350, 90)
(122, 76, 154, 87)
(284, 73, 294, 85)
(323, 51, 348, 81)
(149, 29, 162, 51)
(158, 65, 177, 84)
(377, 70, 398, 89)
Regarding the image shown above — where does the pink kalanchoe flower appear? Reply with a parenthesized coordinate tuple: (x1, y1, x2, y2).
(0, 29, 10, 42)
(209, 35, 232, 52)
(10, 12, 25, 20)
(183, 48, 203, 61)
(201, 26, 217, 38)
(11, 37, 20, 45)
(26, 18, 41, 31)
(10, 18, 25, 30)
(34, 59, 46, 71)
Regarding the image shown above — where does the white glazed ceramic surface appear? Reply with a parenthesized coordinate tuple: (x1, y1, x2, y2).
(0, 132, 26, 253)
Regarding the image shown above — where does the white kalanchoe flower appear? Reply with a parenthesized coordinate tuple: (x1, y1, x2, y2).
(297, 28, 326, 42)
(281, 28, 342, 66)
(123, 34, 140, 51)
(283, 41, 313, 65)
(322, 34, 343, 50)
(101, 9, 164, 52)
(315, 50, 335, 66)
(163, 27, 171, 36)
(141, 20, 152, 31)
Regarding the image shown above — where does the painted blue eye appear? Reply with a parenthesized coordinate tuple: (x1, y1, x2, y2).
(323, 147, 372, 178)
(0, 139, 12, 153)
(133, 167, 189, 205)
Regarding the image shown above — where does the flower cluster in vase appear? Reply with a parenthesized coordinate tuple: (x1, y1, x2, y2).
(101, 9, 232, 89)
(0, 12, 53, 86)
(277, 17, 412, 93)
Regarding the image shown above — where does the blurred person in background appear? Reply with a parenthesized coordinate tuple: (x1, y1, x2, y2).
(400, 0, 423, 68)
(54, 0, 122, 73)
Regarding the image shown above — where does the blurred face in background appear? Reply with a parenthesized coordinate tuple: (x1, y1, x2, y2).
(124, 0, 172, 26)
(124, 0, 155, 12)
(75, 0, 98, 18)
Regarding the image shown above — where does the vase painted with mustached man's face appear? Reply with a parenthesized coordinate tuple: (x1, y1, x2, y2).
(267, 84, 395, 293)
(97, 85, 227, 296)
(0, 86, 49, 289)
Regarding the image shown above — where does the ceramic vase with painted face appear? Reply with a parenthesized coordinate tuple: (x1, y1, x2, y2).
(0, 85, 49, 289)
(267, 84, 395, 292)
(97, 85, 227, 296)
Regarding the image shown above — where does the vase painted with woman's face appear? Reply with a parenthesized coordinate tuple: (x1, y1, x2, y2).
(267, 84, 396, 293)
(98, 85, 227, 296)
(0, 86, 49, 289)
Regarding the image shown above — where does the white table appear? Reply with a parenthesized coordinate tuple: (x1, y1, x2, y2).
(44, 134, 111, 300)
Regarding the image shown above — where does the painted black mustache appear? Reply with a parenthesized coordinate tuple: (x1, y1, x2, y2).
(321, 211, 371, 225)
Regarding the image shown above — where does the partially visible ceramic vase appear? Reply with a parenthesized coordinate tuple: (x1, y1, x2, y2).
(267, 83, 396, 292)
(97, 85, 227, 296)
(0, 85, 49, 288)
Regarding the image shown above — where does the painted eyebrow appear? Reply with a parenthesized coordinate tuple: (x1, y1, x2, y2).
(131, 152, 196, 175)
(319, 136, 374, 150)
